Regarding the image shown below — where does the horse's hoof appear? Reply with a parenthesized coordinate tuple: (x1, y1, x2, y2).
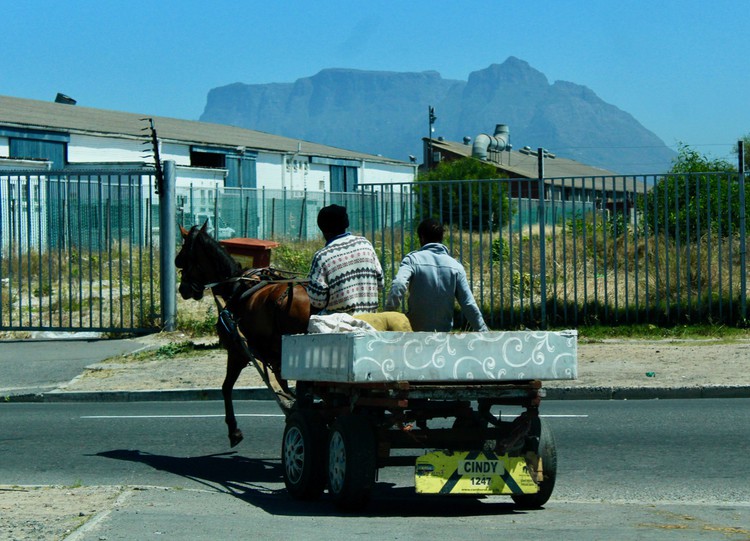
(229, 430, 244, 447)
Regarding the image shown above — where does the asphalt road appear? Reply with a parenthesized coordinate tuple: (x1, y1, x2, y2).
(2, 399, 749, 540)
(0, 337, 149, 395)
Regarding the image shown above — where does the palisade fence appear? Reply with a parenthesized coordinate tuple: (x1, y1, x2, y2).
(1, 169, 160, 333)
(1, 166, 747, 333)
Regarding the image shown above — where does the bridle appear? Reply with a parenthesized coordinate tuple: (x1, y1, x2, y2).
(177, 225, 308, 308)
(176, 226, 212, 297)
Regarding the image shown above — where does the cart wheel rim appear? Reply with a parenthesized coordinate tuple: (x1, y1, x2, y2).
(328, 430, 346, 494)
(283, 426, 305, 484)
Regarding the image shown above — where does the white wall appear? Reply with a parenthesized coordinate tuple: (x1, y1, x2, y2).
(254, 152, 330, 192)
(175, 165, 225, 187)
(255, 152, 415, 192)
(256, 152, 284, 190)
(360, 161, 416, 186)
(160, 142, 191, 166)
(68, 134, 144, 163)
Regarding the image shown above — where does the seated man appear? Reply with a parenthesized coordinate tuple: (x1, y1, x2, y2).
(386, 218, 488, 332)
(307, 204, 383, 314)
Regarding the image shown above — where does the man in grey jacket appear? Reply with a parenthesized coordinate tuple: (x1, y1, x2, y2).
(385, 218, 488, 332)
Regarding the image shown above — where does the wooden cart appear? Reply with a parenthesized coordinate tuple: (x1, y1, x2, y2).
(276, 330, 578, 511)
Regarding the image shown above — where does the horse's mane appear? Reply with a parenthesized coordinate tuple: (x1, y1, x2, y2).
(192, 226, 242, 278)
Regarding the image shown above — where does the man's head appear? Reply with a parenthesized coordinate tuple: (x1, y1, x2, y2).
(317, 204, 349, 240)
(417, 218, 444, 245)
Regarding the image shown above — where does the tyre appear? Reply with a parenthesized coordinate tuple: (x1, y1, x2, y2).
(327, 415, 377, 511)
(282, 410, 327, 500)
(511, 416, 557, 509)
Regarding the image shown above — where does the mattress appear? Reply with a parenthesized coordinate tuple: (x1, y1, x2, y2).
(281, 330, 577, 383)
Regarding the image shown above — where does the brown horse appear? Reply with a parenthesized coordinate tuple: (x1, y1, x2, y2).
(175, 223, 310, 447)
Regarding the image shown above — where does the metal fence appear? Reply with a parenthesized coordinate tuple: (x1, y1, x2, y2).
(1, 169, 160, 333)
(2, 166, 747, 333)
(173, 171, 748, 328)
(359, 173, 748, 329)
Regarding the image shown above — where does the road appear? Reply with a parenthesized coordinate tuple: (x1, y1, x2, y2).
(0, 337, 150, 396)
(2, 399, 749, 540)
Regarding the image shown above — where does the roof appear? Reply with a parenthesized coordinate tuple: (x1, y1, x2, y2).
(429, 137, 616, 178)
(0, 95, 408, 165)
(428, 137, 650, 193)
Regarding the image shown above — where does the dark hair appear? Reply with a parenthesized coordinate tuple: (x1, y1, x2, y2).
(317, 204, 349, 237)
(417, 218, 444, 244)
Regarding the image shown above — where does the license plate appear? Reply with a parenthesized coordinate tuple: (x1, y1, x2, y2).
(415, 450, 539, 495)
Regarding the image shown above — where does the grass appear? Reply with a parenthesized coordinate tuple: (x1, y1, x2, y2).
(1, 241, 159, 333)
(576, 323, 750, 342)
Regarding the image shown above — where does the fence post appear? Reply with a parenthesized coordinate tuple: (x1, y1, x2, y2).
(160, 161, 176, 331)
(739, 141, 747, 321)
(537, 149, 548, 328)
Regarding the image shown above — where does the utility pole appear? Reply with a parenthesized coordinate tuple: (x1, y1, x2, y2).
(427, 106, 436, 170)
(537, 148, 547, 328)
(739, 140, 746, 320)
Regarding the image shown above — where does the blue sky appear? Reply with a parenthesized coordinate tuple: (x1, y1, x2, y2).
(2, 0, 747, 164)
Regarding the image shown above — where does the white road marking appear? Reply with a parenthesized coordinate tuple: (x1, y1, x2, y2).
(81, 413, 588, 420)
(80, 413, 285, 419)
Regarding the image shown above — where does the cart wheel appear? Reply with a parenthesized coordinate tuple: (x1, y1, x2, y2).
(511, 416, 557, 509)
(282, 410, 327, 500)
(327, 415, 377, 511)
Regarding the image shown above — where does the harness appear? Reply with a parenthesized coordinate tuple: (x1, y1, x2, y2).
(209, 267, 309, 409)
(177, 228, 308, 411)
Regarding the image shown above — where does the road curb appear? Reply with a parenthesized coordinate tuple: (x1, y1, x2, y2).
(5, 387, 273, 403)
(544, 385, 750, 400)
(6, 384, 750, 403)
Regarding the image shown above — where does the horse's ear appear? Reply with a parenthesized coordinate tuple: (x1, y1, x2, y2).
(179, 225, 189, 239)
(200, 220, 209, 234)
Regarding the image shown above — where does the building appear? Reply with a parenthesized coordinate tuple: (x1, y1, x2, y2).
(0, 94, 416, 192)
(424, 124, 649, 215)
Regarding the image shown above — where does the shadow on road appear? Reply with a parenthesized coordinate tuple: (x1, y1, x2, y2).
(96, 449, 526, 518)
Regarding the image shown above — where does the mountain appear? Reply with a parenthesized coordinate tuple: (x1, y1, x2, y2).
(200, 57, 675, 174)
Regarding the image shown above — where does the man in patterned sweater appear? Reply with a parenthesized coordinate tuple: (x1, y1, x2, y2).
(307, 204, 383, 314)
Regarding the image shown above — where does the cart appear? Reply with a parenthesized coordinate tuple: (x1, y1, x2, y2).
(273, 329, 578, 511)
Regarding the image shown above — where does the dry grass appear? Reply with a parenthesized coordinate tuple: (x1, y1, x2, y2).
(1, 242, 160, 333)
(3, 222, 747, 334)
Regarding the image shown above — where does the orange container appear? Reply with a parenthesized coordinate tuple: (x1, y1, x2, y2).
(219, 238, 280, 268)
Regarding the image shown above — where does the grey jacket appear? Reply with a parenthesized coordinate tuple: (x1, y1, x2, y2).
(385, 243, 488, 332)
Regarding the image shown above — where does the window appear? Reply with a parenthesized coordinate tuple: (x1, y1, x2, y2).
(190, 149, 226, 168)
(190, 146, 257, 187)
(2, 127, 69, 168)
(9, 139, 66, 168)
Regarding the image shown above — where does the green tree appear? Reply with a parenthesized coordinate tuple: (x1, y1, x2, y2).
(415, 158, 513, 231)
(639, 143, 741, 241)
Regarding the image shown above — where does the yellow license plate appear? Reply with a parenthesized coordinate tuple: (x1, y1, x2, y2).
(415, 450, 539, 495)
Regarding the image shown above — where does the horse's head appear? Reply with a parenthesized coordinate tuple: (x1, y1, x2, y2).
(175, 223, 207, 300)
(176, 221, 243, 300)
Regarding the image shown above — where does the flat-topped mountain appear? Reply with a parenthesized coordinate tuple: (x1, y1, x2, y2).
(201, 57, 675, 174)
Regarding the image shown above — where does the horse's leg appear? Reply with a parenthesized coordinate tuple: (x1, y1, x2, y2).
(222, 350, 245, 447)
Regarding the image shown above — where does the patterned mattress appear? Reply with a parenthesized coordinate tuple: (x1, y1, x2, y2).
(281, 330, 577, 383)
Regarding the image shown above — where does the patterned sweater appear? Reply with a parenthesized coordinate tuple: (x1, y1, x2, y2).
(307, 234, 383, 314)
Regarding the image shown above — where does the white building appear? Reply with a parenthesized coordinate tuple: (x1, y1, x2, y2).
(0, 94, 416, 192)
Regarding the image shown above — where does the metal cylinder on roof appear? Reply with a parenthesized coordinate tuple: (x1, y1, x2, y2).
(472, 124, 511, 159)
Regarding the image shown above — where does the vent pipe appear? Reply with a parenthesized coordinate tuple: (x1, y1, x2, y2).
(55, 93, 77, 105)
(472, 124, 511, 159)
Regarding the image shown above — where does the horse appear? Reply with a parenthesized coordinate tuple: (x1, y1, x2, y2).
(175, 222, 311, 447)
